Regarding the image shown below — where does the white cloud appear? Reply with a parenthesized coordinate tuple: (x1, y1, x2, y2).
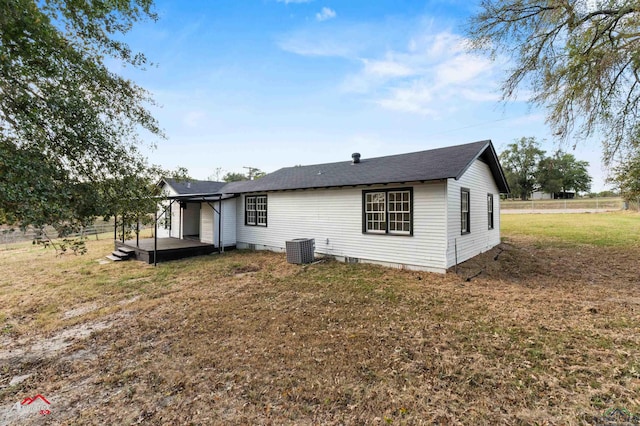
(277, 20, 509, 117)
(363, 59, 414, 78)
(434, 55, 493, 85)
(354, 31, 503, 115)
(277, 24, 374, 57)
(316, 7, 336, 21)
(278, 35, 352, 57)
(375, 82, 438, 116)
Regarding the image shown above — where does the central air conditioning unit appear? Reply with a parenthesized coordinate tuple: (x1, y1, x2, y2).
(285, 238, 315, 264)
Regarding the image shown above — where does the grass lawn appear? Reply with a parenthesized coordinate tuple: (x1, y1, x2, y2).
(1, 213, 639, 424)
(501, 211, 640, 247)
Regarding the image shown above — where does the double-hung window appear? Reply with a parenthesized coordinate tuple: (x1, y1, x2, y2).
(363, 188, 412, 235)
(487, 193, 494, 230)
(245, 195, 267, 226)
(461, 188, 470, 234)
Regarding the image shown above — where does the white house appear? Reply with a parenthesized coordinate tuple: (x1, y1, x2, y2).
(153, 140, 509, 273)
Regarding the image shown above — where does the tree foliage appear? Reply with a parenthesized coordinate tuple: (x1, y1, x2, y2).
(0, 0, 162, 232)
(222, 169, 266, 182)
(467, 0, 640, 164)
(223, 172, 249, 182)
(500, 137, 546, 200)
(537, 151, 592, 195)
(610, 151, 640, 200)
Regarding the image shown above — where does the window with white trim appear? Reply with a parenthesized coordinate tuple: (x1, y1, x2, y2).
(363, 189, 412, 235)
(487, 193, 494, 230)
(461, 188, 470, 234)
(245, 195, 267, 226)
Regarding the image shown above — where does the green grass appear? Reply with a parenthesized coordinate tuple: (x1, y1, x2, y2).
(501, 211, 640, 247)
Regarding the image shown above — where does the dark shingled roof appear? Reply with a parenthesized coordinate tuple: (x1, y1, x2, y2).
(222, 140, 509, 194)
(162, 178, 227, 195)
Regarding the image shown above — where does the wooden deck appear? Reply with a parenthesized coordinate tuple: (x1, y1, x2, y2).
(115, 238, 219, 264)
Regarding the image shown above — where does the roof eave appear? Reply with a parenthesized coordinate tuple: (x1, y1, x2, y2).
(454, 140, 510, 193)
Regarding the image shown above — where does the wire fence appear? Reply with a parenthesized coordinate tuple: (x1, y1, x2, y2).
(0, 222, 117, 247)
(501, 197, 626, 211)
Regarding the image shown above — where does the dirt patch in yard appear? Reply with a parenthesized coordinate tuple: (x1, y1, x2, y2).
(1, 238, 639, 424)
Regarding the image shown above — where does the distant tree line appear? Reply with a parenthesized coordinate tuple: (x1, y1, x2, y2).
(208, 169, 267, 182)
(500, 137, 592, 201)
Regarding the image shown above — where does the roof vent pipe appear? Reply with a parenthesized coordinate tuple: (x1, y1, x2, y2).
(351, 153, 361, 164)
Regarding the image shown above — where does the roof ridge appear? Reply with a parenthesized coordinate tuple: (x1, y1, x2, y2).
(277, 139, 491, 171)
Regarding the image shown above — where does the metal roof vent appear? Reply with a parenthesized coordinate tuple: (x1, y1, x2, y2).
(352, 152, 361, 164)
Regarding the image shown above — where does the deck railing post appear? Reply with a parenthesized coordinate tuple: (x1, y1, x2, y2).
(113, 215, 117, 241)
(136, 218, 139, 247)
(121, 214, 125, 243)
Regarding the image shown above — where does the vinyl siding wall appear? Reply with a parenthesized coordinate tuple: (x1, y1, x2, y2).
(200, 198, 237, 247)
(236, 182, 449, 272)
(445, 159, 500, 268)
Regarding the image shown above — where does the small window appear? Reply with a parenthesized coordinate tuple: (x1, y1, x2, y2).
(363, 188, 412, 235)
(245, 195, 267, 226)
(487, 193, 494, 230)
(461, 188, 470, 234)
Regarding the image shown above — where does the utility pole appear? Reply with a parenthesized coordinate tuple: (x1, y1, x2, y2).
(243, 166, 259, 180)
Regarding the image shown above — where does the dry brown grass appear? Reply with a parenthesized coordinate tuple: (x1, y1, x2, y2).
(1, 226, 639, 424)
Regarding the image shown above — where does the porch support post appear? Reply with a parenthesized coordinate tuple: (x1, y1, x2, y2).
(205, 201, 222, 253)
(218, 198, 223, 253)
(136, 218, 139, 248)
(154, 209, 158, 267)
(113, 214, 117, 241)
(168, 200, 173, 236)
(121, 214, 125, 243)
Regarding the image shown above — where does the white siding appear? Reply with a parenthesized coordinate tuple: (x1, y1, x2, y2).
(200, 203, 215, 244)
(221, 198, 237, 247)
(236, 183, 449, 272)
(200, 199, 237, 247)
(445, 159, 501, 268)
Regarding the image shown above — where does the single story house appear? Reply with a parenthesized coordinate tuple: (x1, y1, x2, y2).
(531, 190, 576, 200)
(154, 140, 509, 273)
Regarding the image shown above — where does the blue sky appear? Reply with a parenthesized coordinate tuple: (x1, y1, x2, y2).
(116, 0, 610, 191)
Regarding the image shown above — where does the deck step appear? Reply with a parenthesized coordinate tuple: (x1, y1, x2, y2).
(117, 246, 136, 254)
(111, 250, 131, 259)
(106, 255, 123, 262)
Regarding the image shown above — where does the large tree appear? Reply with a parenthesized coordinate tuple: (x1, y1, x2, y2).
(467, 1, 640, 164)
(500, 137, 546, 200)
(0, 0, 162, 232)
(610, 151, 640, 201)
(537, 151, 592, 196)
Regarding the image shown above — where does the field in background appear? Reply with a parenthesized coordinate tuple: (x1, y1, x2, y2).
(501, 211, 640, 247)
(1, 213, 639, 424)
